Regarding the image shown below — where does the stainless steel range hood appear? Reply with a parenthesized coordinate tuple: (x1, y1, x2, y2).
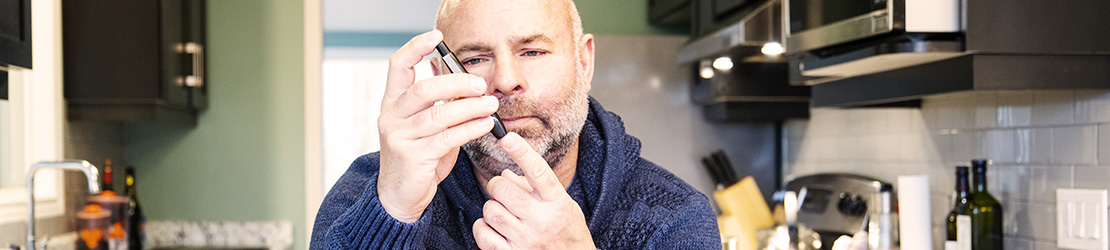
(678, 0, 784, 65)
(678, 0, 810, 122)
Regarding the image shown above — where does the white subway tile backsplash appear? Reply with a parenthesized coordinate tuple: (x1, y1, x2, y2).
(1073, 166, 1110, 191)
(1075, 90, 1110, 123)
(898, 133, 927, 162)
(1031, 91, 1076, 126)
(929, 133, 954, 163)
(1101, 124, 1110, 165)
(1004, 238, 1035, 250)
(950, 131, 985, 162)
(847, 110, 879, 135)
(875, 134, 901, 161)
(972, 93, 1000, 128)
(1032, 241, 1059, 250)
(1003, 202, 1057, 241)
(807, 138, 834, 161)
(1015, 129, 1032, 163)
(997, 91, 1034, 128)
(937, 98, 977, 129)
(984, 129, 1017, 163)
(931, 193, 953, 227)
(932, 165, 957, 196)
(922, 99, 944, 130)
(1029, 128, 1054, 164)
(994, 165, 1031, 201)
(1028, 166, 1072, 203)
(808, 108, 849, 137)
(1051, 125, 1098, 165)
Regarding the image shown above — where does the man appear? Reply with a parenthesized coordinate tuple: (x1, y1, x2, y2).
(311, 0, 720, 249)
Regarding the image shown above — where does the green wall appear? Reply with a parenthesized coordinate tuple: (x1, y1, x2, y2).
(122, 0, 306, 249)
(573, 0, 686, 35)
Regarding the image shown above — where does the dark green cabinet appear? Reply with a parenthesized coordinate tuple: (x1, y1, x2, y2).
(0, 0, 31, 69)
(692, 0, 760, 37)
(63, 0, 207, 125)
(649, 0, 692, 27)
(1, 0, 32, 99)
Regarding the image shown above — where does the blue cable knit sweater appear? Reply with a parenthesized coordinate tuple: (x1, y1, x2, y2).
(311, 98, 720, 249)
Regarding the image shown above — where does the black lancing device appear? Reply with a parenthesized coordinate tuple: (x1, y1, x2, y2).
(434, 42, 508, 139)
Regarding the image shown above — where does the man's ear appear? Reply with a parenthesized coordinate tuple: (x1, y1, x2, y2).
(577, 34, 595, 92)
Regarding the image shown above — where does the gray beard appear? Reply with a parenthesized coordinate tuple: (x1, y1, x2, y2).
(463, 127, 579, 178)
(463, 72, 590, 178)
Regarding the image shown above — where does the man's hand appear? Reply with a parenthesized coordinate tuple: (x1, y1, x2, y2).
(377, 30, 499, 223)
(472, 133, 596, 250)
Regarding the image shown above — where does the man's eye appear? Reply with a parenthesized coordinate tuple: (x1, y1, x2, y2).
(462, 58, 486, 65)
(522, 51, 545, 57)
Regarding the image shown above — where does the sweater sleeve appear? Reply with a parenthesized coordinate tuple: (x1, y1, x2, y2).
(317, 172, 432, 250)
(318, 171, 434, 249)
(646, 192, 722, 249)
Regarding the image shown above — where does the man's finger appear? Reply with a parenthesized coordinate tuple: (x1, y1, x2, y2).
(486, 175, 539, 218)
(481, 199, 524, 240)
(500, 169, 533, 193)
(389, 76, 491, 121)
(473, 218, 511, 250)
(382, 30, 443, 106)
(498, 132, 564, 200)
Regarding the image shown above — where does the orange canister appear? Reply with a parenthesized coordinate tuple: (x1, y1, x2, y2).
(76, 204, 110, 250)
(88, 194, 130, 250)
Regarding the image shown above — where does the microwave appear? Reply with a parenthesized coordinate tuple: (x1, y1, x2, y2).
(783, 0, 964, 85)
(784, 0, 961, 53)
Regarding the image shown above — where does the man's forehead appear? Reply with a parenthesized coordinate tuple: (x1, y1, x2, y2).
(454, 34, 554, 53)
(437, 0, 572, 48)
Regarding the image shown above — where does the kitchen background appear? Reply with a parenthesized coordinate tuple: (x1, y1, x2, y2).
(786, 90, 1110, 249)
(1, 0, 1108, 249)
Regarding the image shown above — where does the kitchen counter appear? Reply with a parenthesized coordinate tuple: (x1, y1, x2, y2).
(46, 220, 292, 250)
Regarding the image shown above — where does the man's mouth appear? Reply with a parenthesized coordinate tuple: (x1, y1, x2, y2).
(498, 116, 538, 128)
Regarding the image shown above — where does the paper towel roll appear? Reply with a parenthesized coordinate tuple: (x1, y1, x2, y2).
(897, 175, 932, 250)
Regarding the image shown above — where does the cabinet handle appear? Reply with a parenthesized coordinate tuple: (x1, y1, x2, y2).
(175, 42, 204, 88)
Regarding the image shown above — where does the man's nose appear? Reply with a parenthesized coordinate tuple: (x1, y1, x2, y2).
(488, 56, 527, 99)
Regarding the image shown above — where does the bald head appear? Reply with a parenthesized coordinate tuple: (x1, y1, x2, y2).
(434, 0, 584, 46)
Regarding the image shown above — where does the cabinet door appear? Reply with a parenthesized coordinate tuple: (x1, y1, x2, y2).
(713, 0, 747, 18)
(159, 0, 191, 107)
(63, 0, 162, 100)
(184, 0, 207, 110)
(0, 0, 32, 69)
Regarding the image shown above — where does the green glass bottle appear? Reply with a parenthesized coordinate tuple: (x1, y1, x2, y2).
(945, 166, 972, 250)
(126, 167, 146, 250)
(969, 159, 1003, 250)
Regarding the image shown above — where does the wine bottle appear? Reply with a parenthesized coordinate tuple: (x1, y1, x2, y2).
(945, 166, 971, 250)
(969, 159, 1003, 250)
(125, 167, 146, 250)
(102, 158, 116, 196)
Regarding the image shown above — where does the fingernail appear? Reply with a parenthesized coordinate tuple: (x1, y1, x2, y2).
(470, 77, 486, 93)
(427, 30, 442, 42)
(483, 96, 499, 107)
(501, 169, 513, 177)
(501, 133, 519, 151)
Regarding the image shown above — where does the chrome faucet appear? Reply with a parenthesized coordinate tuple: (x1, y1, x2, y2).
(25, 160, 101, 250)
